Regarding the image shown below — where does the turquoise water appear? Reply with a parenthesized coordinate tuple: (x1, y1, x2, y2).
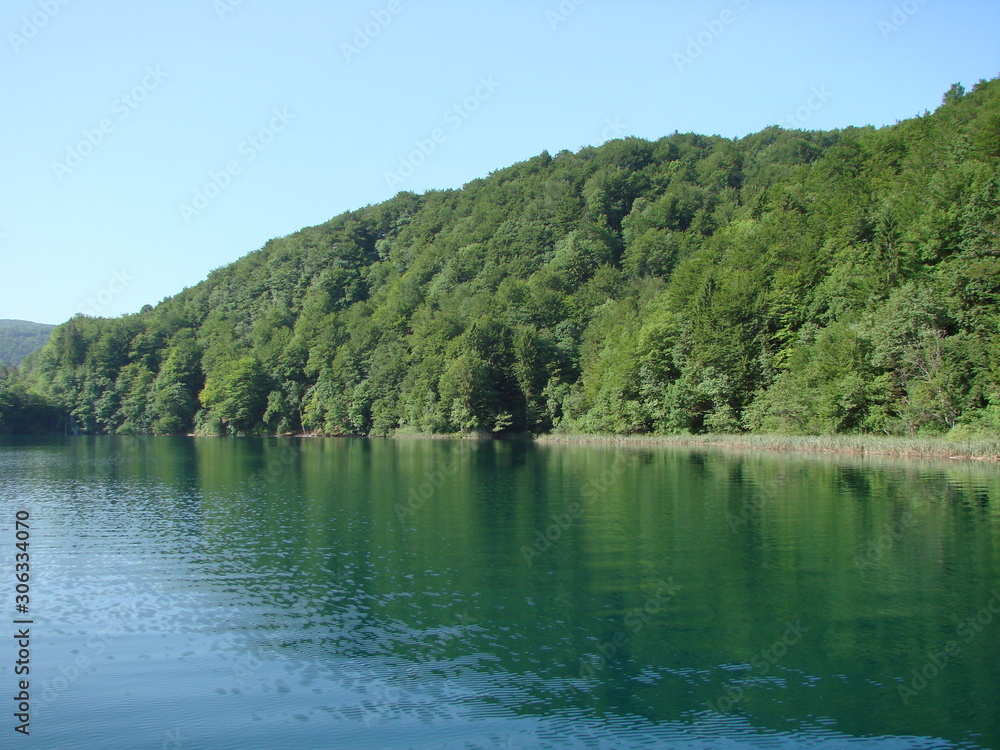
(1, 436, 998, 749)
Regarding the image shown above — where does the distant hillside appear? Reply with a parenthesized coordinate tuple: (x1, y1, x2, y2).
(0, 320, 55, 367)
(16, 78, 1000, 438)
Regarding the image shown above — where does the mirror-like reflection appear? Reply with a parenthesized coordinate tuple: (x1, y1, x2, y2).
(2, 436, 998, 749)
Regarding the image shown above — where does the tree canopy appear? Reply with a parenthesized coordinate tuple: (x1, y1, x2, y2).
(14, 79, 1000, 438)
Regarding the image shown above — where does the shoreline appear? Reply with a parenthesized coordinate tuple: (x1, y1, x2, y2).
(532, 432, 1000, 461)
(36, 430, 1000, 462)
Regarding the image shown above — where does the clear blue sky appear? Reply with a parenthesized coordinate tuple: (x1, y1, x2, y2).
(2, 0, 998, 325)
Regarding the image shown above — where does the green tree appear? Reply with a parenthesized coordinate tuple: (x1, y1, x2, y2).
(198, 357, 268, 434)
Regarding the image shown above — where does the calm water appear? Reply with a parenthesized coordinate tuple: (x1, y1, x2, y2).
(1, 436, 998, 749)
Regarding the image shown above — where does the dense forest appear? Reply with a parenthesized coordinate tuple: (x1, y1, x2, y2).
(4, 79, 999, 438)
(0, 319, 54, 367)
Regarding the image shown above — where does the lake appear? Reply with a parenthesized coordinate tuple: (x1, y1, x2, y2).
(1, 436, 998, 749)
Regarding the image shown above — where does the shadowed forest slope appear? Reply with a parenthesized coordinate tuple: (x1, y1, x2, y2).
(0, 320, 54, 367)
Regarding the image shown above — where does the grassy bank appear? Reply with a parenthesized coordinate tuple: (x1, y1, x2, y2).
(183, 430, 1000, 462)
(533, 433, 1000, 461)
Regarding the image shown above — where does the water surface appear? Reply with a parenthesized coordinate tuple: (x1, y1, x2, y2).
(2, 436, 998, 748)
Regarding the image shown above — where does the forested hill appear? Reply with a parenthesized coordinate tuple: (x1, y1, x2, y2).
(0, 320, 55, 367)
(16, 79, 1000, 438)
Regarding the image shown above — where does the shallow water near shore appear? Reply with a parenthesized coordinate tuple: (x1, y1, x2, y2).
(2, 436, 999, 749)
